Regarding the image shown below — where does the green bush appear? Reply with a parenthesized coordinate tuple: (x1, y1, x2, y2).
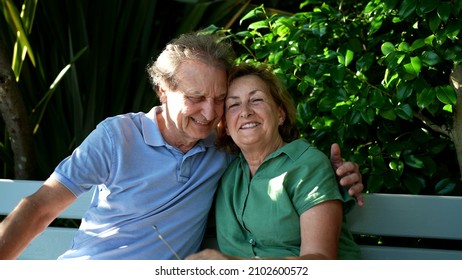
(218, 0, 462, 195)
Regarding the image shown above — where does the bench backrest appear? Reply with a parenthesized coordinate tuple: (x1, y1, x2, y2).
(0, 179, 93, 259)
(346, 193, 462, 259)
(2, 179, 462, 259)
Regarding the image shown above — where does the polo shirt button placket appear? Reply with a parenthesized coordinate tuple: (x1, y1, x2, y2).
(248, 238, 258, 257)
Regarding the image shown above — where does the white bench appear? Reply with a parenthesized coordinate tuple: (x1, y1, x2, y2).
(347, 193, 462, 259)
(1, 179, 462, 259)
(0, 179, 93, 259)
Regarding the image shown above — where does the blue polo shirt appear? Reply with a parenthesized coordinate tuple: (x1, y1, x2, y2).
(53, 106, 232, 259)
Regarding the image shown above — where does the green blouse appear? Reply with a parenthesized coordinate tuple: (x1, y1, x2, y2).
(215, 139, 361, 259)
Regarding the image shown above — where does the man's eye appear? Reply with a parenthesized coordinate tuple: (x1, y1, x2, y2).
(215, 97, 226, 105)
(187, 96, 203, 103)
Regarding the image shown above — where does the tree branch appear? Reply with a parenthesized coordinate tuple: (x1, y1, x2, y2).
(413, 111, 451, 138)
(0, 41, 35, 178)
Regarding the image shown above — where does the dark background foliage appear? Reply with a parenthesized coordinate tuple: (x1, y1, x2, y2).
(1, 0, 461, 196)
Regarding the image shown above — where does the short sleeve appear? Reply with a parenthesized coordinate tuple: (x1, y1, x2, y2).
(51, 121, 113, 196)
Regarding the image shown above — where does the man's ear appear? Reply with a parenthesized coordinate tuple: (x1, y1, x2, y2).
(157, 80, 169, 103)
(217, 120, 230, 136)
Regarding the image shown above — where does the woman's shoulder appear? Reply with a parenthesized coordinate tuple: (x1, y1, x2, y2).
(286, 139, 329, 161)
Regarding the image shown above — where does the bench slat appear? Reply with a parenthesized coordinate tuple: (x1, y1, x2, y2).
(359, 245, 462, 260)
(1, 179, 93, 259)
(346, 193, 462, 240)
(0, 179, 93, 219)
(18, 227, 78, 260)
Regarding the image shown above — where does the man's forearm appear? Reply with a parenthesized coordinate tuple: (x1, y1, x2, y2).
(0, 197, 53, 259)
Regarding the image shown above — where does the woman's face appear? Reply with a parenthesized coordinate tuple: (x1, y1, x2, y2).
(225, 75, 285, 149)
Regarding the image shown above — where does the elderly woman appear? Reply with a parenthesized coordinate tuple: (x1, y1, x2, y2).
(187, 63, 361, 260)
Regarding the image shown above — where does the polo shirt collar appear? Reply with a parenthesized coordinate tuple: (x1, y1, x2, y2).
(141, 106, 216, 148)
(238, 138, 310, 163)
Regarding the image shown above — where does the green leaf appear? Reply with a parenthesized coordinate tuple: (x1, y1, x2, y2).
(248, 20, 269, 30)
(443, 45, 462, 61)
(437, 2, 452, 22)
(435, 178, 457, 195)
(4, 0, 37, 79)
(383, 71, 400, 88)
(410, 39, 426, 51)
(421, 156, 437, 176)
(443, 104, 453, 112)
(410, 129, 432, 143)
(389, 159, 404, 176)
(424, 34, 435, 45)
(348, 109, 362, 124)
(429, 140, 448, 154)
(372, 154, 387, 169)
(240, 6, 264, 24)
(268, 50, 284, 64)
(318, 97, 337, 112)
(429, 12, 441, 32)
(369, 14, 383, 35)
(398, 42, 410, 52)
(420, 51, 440, 66)
(345, 49, 354, 67)
(379, 108, 397, 120)
(364, 1, 376, 13)
(418, 0, 438, 14)
(348, 38, 363, 53)
(381, 42, 395, 55)
(436, 85, 457, 105)
(387, 142, 405, 158)
(384, 52, 405, 70)
(395, 103, 413, 120)
(402, 56, 422, 78)
(367, 174, 384, 193)
(356, 53, 374, 72)
(398, 0, 416, 19)
(403, 174, 425, 194)
(360, 108, 375, 124)
(404, 154, 425, 169)
(396, 82, 413, 101)
(293, 54, 306, 67)
(383, 0, 399, 10)
(369, 90, 386, 108)
(336, 87, 349, 101)
(331, 65, 346, 83)
(417, 88, 436, 109)
(445, 20, 462, 40)
(332, 104, 350, 118)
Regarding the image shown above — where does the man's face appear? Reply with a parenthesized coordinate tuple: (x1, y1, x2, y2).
(161, 60, 228, 144)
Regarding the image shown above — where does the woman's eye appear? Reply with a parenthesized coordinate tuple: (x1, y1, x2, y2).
(227, 103, 239, 109)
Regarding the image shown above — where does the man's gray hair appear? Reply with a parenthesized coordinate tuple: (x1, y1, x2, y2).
(147, 30, 235, 97)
